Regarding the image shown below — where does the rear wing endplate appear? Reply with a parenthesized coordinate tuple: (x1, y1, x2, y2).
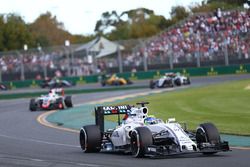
(95, 105, 131, 132)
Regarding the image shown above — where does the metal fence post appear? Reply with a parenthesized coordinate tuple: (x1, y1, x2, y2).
(224, 39, 229, 66)
(195, 33, 201, 68)
(143, 49, 148, 72)
(117, 44, 123, 73)
(169, 43, 173, 70)
(70, 46, 75, 76)
(196, 43, 201, 68)
(0, 67, 2, 82)
(38, 46, 47, 79)
(93, 50, 98, 74)
(65, 40, 71, 76)
(19, 51, 25, 81)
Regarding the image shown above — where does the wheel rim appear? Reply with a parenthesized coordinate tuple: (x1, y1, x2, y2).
(131, 131, 140, 157)
(196, 127, 207, 143)
(80, 129, 87, 151)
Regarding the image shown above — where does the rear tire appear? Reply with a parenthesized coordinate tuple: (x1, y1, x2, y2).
(149, 80, 155, 89)
(126, 79, 133, 85)
(196, 123, 221, 155)
(80, 125, 102, 153)
(175, 78, 181, 86)
(29, 99, 37, 112)
(101, 81, 106, 86)
(130, 127, 152, 158)
(64, 96, 73, 108)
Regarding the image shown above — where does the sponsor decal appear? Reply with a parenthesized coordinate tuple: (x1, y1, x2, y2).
(112, 131, 119, 137)
(102, 105, 130, 115)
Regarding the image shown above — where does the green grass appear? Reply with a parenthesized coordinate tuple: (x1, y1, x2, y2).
(113, 80, 250, 135)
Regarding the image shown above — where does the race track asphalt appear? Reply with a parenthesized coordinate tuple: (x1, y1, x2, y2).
(0, 74, 250, 167)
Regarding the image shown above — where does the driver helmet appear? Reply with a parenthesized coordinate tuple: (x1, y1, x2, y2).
(48, 89, 56, 96)
(144, 116, 157, 125)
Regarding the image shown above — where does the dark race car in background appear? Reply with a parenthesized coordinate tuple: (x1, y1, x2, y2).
(29, 88, 73, 111)
(40, 78, 75, 89)
(150, 72, 191, 89)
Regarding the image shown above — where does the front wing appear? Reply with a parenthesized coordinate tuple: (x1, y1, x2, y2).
(145, 141, 230, 158)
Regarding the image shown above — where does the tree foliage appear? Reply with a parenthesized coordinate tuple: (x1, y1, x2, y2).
(170, 6, 190, 21)
(95, 8, 170, 40)
(29, 12, 71, 47)
(0, 14, 32, 51)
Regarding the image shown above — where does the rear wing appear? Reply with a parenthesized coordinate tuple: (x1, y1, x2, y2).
(95, 105, 131, 132)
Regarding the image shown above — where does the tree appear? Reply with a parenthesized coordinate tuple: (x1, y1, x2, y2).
(0, 15, 4, 51)
(170, 6, 190, 21)
(191, 1, 241, 13)
(29, 12, 71, 47)
(95, 8, 170, 40)
(2, 14, 32, 51)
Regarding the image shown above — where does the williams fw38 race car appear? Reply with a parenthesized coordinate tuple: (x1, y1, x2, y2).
(79, 102, 230, 158)
(100, 74, 133, 86)
(150, 72, 191, 89)
(40, 78, 75, 89)
(29, 88, 73, 111)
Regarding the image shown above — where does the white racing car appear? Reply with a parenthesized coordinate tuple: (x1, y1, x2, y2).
(150, 72, 190, 89)
(29, 88, 73, 111)
(79, 102, 230, 158)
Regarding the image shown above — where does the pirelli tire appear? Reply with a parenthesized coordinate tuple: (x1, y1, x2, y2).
(64, 96, 73, 108)
(196, 122, 221, 155)
(149, 80, 155, 89)
(29, 99, 37, 112)
(80, 125, 102, 153)
(174, 78, 182, 86)
(130, 127, 153, 158)
(101, 80, 106, 86)
(126, 79, 133, 85)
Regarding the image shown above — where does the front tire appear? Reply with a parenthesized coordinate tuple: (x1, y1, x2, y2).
(80, 125, 102, 153)
(130, 127, 152, 158)
(64, 96, 73, 108)
(196, 123, 221, 155)
(29, 99, 37, 111)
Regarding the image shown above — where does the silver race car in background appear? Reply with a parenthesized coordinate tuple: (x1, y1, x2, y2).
(150, 72, 191, 89)
(79, 102, 229, 158)
(29, 88, 73, 111)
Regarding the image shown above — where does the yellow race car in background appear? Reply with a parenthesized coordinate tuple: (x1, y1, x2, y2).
(101, 74, 133, 86)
